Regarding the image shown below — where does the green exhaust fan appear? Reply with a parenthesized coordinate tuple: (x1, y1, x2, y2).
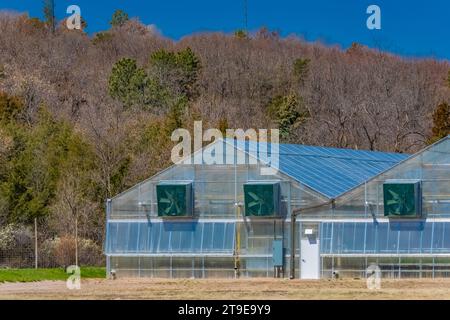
(156, 181, 193, 217)
(383, 180, 422, 218)
(244, 182, 280, 217)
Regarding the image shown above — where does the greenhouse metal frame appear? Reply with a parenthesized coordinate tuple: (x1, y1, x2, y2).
(105, 136, 450, 279)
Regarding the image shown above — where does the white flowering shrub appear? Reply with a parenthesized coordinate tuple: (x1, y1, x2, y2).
(0, 224, 33, 267)
(0, 224, 32, 251)
(39, 236, 104, 267)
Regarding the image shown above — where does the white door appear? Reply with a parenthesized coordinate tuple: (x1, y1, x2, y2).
(300, 224, 320, 279)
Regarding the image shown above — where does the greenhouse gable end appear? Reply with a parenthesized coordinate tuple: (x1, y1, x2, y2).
(105, 136, 450, 279)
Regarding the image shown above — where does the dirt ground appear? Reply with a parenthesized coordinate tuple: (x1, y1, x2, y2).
(1, 278, 450, 299)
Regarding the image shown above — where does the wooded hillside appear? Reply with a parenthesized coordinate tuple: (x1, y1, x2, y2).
(0, 12, 449, 242)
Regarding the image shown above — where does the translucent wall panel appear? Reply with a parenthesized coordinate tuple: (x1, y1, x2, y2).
(111, 185, 143, 219)
(334, 138, 450, 218)
(241, 257, 273, 277)
(110, 165, 196, 219)
(194, 165, 238, 218)
(106, 221, 235, 254)
(321, 222, 450, 254)
(321, 256, 450, 279)
(109, 155, 327, 220)
(238, 220, 283, 256)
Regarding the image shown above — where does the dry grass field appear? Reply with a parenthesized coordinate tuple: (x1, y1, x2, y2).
(1, 278, 450, 300)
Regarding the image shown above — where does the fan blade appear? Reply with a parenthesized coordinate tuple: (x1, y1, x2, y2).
(386, 200, 399, 206)
(388, 190, 400, 200)
(165, 190, 173, 199)
(248, 192, 260, 201)
(248, 201, 259, 208)
(165, 205, 172, 214)
(159, 198, 171, 204)
(174, 202, 182, 215)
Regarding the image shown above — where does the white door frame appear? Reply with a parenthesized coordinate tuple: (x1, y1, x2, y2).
(300, 223, 320, 279)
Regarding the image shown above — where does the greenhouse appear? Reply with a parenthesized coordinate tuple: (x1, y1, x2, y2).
(104, 136, 450, 279)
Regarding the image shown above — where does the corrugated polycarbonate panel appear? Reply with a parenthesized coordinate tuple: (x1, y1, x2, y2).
(225, 139, 410, 199)
(105, 221, 235, 254)
(321, 222, 450, 255)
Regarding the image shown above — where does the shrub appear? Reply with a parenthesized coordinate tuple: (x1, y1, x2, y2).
(39, 236, 104, 268)
(0, 224, 32, 251)
(0, 224, 33, 268)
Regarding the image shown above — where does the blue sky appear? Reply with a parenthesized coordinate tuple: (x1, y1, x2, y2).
(0, 0, 448, 60)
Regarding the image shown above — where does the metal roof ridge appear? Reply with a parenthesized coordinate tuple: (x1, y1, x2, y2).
(224, 138, 411, 156)
(261, 152, 407, 162)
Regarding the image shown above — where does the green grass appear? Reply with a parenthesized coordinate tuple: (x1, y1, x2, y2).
(0, 267, 105, 283)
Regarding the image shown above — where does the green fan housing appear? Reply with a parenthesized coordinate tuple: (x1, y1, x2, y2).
(156, 182, 193, 217)
(244, 182, 280, 217)
(383, 180, 422, 218)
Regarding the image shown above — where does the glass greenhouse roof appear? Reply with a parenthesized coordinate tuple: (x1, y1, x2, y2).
(225, 139, 410, 199)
